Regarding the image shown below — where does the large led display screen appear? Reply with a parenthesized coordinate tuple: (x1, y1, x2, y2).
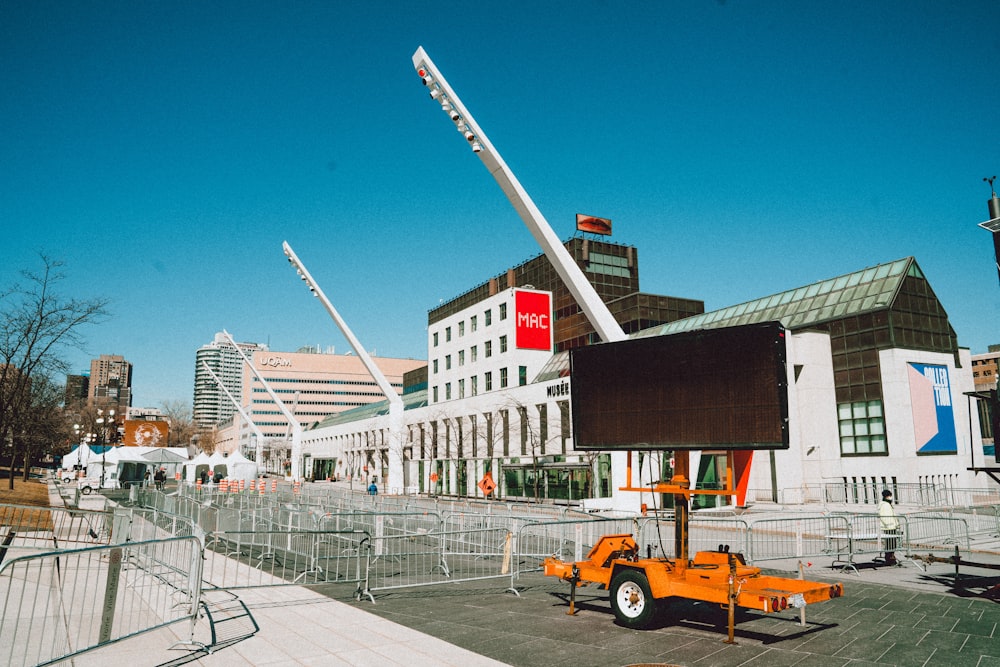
(570, 322, 789, 451)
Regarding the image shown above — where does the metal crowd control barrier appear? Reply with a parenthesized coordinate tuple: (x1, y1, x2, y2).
(746, 515, 851, 565)
(634, 515, 751, 559)
(359, 526, 516, 602)
(202, 529, 369, 589)
(514, 518, 638, 577)
(902, 514, 971, 551)
(0, 504, 112, 559)
(0, 536, 203, 667)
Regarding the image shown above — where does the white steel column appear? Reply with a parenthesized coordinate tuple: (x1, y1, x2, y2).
(201, 361, 265, 473)
(412, 47, 635, 511)
(221, 330, 303, 481)
(282, 242, 406, 494)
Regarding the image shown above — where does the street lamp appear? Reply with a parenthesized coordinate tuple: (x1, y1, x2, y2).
(95, 408, 116, 488)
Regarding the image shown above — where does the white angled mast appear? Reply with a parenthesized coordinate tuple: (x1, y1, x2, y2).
(411, 46, 627, 345)
(282, 241, 406, 492)
(201, 361, 265, 470)
(221, 330, 303, 481)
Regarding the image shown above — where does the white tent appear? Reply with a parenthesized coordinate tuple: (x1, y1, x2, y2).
(207, 451, 228, 480)
(184, 451, 212, 483)
(223, 451, 259, 482)
(61, 444, 99, 471)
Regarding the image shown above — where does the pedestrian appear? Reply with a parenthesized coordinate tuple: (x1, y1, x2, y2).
(154, 467, 166, 490)
(144, 470, 151, 487)
(878, 489, 900, 566)
(367, 480, 378, 496)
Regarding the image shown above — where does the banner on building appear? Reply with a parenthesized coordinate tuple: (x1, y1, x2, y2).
(907, 362, 957, 454)
(515, 290, 552, 351)
(123, 420, 170, 447)
(576, 213, 612, 236)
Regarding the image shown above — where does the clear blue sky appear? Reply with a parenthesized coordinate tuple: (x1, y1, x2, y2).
(2, 1, 998, 409)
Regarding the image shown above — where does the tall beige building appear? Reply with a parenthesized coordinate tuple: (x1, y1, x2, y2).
(213, 348, 425, 471)
(88, 354, 132, 414)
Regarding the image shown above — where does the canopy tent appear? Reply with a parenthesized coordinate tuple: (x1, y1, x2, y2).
(222, 450, 260, 482)
(207, 451, 228, 480)
(183, 452, 212, 483)
(61, 444, 112, 471)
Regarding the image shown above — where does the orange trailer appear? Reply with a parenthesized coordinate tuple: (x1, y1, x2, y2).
(543, 451, 844, 635)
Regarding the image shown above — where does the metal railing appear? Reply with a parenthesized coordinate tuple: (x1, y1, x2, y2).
(0, 536, 203, 667)
(359, 526, 516, 601)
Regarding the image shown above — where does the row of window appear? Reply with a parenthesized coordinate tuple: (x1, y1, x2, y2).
(432, 304, 508, 347)
(432, 366, 528, 402)
(432, 336, 508, 374)
(253, 377, 400, 387)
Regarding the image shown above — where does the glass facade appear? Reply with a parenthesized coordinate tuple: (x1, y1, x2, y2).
(639, 257, 959, 457)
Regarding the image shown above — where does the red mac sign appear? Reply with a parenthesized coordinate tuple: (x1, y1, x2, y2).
(515, 290, 551, 351)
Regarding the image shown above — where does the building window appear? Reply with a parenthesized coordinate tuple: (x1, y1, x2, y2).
(458, 378, 465, 399)
(485, 309, 492, 326)
(519, 365, 527, 386)
(432, 359, 438, 374)
(471, 345, 478, 363)
(485, 371, 493, 392)
(471, 315, 477, 332)
(446, 355, 452, 370)
(445, 383, 452, 400)
(446, 326, 452, 342)
(433, 332, 439, 347)
(471, 376, 478, 396)
(499, 303, 507, 320)
(485, 340, 492, 358)
(838, 400, 887, 455)
(500, 335, 508, 353)
(459, 321, 465, 337)
(458, 350, 465, 367)
(433, 386, 439, 402)
(500, 367, 508, 388)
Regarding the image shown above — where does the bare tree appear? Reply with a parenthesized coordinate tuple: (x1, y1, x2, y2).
(9, 374, 72, 480)
(1, 255, 110, 488)
(161, 399, 197, 447)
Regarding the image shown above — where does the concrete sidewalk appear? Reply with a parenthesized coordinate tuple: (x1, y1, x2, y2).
(62, 541, 1000, 667)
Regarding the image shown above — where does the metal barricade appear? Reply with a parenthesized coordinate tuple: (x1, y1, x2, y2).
(202, 529, 368, 589)
(902, 513, 970, 551)
(0, 504, 112, 557)
(359, 526, 516, 601)
(0, 536, 203, 667)
(515, 518, 638, 577)
(746, 514, 850, 565)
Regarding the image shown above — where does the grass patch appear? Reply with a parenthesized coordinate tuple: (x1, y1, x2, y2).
(0, 474, 54, 531)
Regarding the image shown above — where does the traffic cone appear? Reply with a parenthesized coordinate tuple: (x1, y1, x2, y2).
(271, 479, 277, 493)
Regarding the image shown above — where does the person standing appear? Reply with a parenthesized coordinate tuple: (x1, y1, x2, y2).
(367, 480, 378, 496)
(878, 489, 900, 565)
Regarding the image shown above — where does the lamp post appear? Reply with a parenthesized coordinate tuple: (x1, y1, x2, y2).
(95, 408, 116, 488)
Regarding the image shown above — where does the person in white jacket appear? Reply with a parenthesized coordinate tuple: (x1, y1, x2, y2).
(878, 489, 900, 565)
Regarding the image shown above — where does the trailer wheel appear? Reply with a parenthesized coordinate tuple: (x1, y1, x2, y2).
(610, 569, 656, 629)
(80, 486, 93, 495)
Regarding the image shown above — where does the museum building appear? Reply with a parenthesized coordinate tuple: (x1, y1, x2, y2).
(298, 243, 988, 509)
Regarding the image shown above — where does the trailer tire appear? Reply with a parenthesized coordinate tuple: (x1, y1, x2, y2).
(80, 486, 93, 495)
(610, 569, 656, 629)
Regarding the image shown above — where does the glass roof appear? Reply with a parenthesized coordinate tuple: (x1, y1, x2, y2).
(309, 389, 428, 430)
(635, 257, 914, 339)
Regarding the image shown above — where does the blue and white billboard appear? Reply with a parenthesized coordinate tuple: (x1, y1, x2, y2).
(907, 362, 957, 454)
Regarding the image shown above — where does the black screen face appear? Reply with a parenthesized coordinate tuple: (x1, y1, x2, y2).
(569, 322, 789, 451)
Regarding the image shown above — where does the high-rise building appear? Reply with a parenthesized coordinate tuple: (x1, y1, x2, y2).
(87, 354, 132, 414)
(193, 332, 267, 428)
(64, 373, 89, 410)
